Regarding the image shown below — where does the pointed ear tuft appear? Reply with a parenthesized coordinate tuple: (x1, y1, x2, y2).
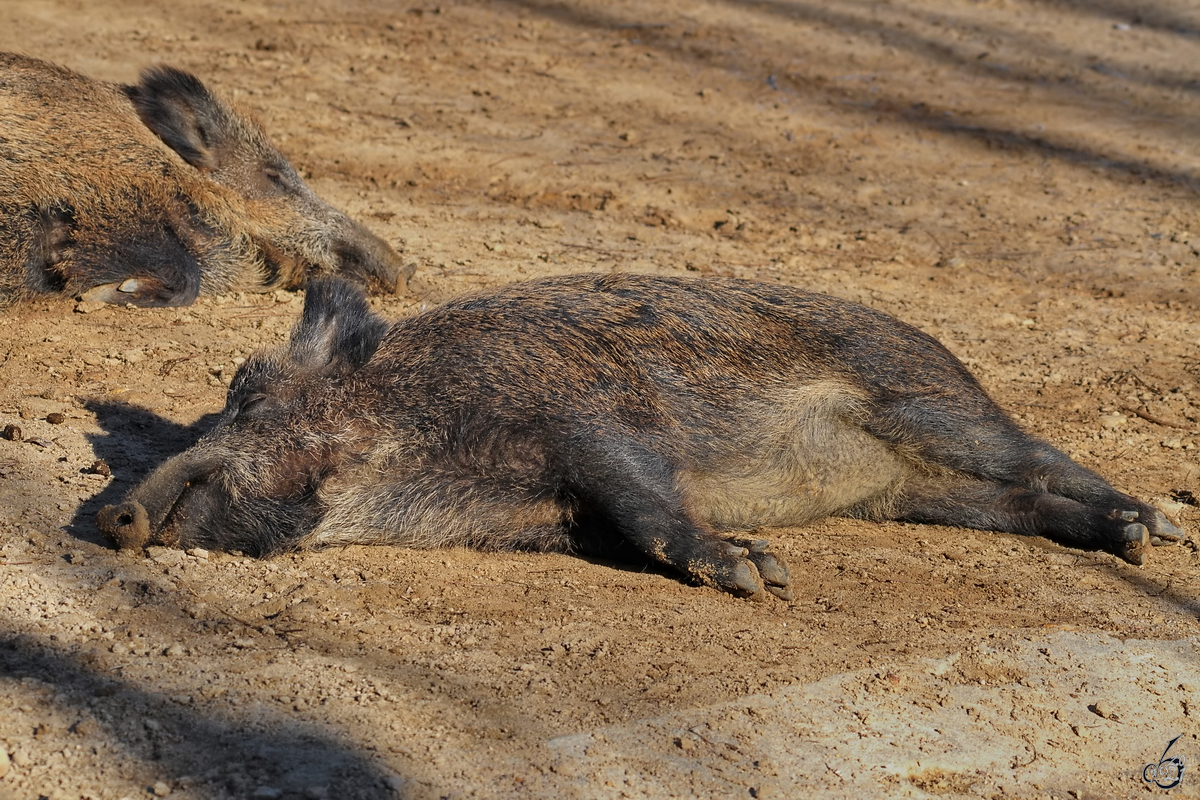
(287, 278, 389, 377)
(125, 66, 235, 171)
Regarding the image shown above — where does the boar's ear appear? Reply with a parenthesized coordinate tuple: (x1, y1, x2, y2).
(126, 66, 237, 172)
(287, 278, 389, 377)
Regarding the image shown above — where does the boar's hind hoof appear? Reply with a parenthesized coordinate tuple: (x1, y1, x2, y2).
(97, 501, 152, 551)
(1148, 510, 1184, 547)
(1116, 521, 1149, 566)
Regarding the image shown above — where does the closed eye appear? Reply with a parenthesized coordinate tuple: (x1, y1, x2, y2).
(238, 393, 269, 415)
(263, 168, 293, 193)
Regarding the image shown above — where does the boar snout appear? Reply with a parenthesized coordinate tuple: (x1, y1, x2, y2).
(97, 452, 224, 551)
(332, 224, 411, 295)
(96, 500, 151, 551)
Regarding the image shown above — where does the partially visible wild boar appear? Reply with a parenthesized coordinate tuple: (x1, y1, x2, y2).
(0, 52, 406, 307)
(98, 274, 1183, 599)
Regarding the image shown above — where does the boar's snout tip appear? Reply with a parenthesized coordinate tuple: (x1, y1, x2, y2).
(96, 501, 152, 551)
(333, 229, 413, 296)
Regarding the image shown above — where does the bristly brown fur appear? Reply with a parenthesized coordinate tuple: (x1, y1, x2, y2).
(0, 52, 407, 307)
(97, 274, 1184, 599)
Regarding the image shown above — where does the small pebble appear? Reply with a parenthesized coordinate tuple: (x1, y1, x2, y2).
(72, 718, 98, 736)
(1088, 700, 1116, 720)
(1097, 413, 1127, 430)
(110, 642, 128, 655)
(45, 412, 65, 425)
(11, 749, 30, 767)
(164, 644, 186, 657)
(1, 424, 21, 442)
(85, 459, 111, 477)
(0, 747, 9, 778)
(148, 547, 185, 567)
(152, 781, 172, 797)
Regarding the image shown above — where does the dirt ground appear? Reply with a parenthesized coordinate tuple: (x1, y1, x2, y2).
(1, 0, 1199, 798)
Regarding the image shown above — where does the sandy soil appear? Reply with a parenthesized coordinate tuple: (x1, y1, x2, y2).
(1, 0, 1199, 798)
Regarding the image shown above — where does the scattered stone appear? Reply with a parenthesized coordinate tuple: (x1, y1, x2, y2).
(45, 412, 66, 424)
(10, 749, 30, 767)
(74, 300, 107, 314)
(164, 644, 186, 657)
(148, 547, 186, 567)
(1, 424, 22, 442)
(1088, 700, 1117, 720)
(0, 747, 9, 778)
(85, 459, 112, 477)
(71, 717, 99, 736)
(186, 548, 210, 560)
(110, 642, 128, 655)
(1097, 413, 1127, 429)
(152, 781, 172, 797)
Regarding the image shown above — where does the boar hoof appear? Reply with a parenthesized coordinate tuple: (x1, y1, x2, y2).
(700, 539, 792, 601)
(1116, 522, 1149, 566)
(1148, 510, 1184, 546)
(97, 500, 152, 551)
(728, 538, 792, 600)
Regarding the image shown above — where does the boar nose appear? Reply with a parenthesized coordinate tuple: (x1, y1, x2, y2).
(97, 500, 152, 551)
(334, 225, 410, 295)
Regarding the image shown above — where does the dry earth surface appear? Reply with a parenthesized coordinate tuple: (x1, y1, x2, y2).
(1, 0, 1199, 798)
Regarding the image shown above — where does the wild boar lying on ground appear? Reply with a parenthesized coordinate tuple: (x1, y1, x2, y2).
(0, 52, 406, 307)
(97, 273, 1183, 599)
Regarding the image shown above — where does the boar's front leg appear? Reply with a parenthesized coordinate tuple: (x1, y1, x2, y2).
(561, 433, 792, 600)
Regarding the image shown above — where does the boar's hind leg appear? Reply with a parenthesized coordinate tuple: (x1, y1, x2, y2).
(868, 398, 1182, 558)
(895, 479, 1165, 565)
(564, 436, 792, 600)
